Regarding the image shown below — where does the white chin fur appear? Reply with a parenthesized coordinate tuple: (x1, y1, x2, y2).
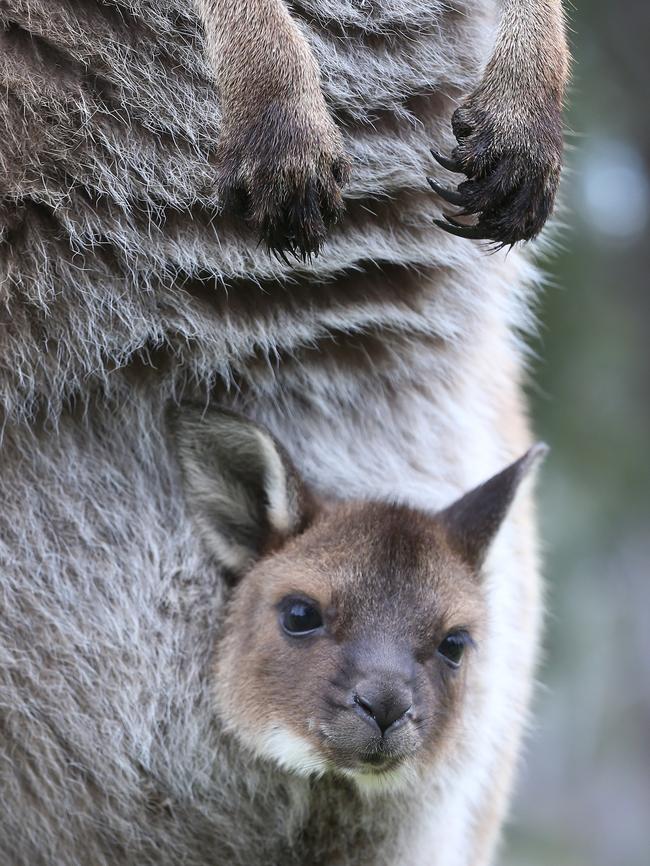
(255, 725, 413, 795)
(257, 726, 328, 778)
(339, 763, 416, 796)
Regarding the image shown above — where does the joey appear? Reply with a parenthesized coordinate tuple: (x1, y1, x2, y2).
(171, 405, 547, 794)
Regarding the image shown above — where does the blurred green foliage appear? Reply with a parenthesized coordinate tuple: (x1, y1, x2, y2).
(504, 3, 650, 864)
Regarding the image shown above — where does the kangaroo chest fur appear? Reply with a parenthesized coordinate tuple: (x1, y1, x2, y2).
(0, 0, 501, 422)
(0, 2, 543, 866)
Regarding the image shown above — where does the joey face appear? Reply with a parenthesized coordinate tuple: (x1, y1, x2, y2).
(171, 404, 547, 793)
(213, 503, 485, 789)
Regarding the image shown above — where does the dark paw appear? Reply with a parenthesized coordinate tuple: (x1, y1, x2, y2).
(216, 113, 349, 262)
(428, 102, 563, 247)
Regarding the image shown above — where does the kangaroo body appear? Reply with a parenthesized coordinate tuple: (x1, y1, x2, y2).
(0, 1, 562, 863)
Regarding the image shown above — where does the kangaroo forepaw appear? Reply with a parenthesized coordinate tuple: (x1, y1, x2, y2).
(429, 97, 564, 247)
(216, 107, 349, 261)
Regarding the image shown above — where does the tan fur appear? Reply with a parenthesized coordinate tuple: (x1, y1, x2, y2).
(214, 503, 485, 785)
(433, 0, 570, 243)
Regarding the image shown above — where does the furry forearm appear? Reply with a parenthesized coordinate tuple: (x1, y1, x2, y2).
(429, 0, 569, 243)
(495, 0, 569, 102)
(193, 0, 323, 112)
(191, 0, 347, 258)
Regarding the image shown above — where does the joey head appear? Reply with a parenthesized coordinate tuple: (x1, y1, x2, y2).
(171, 406, 547, 793)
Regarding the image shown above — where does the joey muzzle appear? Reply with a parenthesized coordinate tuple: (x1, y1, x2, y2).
(325, 642, 421, 770)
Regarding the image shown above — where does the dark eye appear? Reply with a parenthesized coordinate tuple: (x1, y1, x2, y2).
(437, 631, 472, 668)
(280, 597, 324, 636)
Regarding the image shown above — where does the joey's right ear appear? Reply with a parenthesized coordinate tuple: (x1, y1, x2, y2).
(438, 443, 549, 571)
(169, 405, 315, 576)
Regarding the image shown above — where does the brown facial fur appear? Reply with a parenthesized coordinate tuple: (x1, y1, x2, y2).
(214, 501, 486, 783)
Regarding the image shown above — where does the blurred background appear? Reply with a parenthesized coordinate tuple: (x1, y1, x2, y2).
(503, 2, 650, 864)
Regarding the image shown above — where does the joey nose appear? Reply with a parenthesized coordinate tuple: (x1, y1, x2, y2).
(353, 682, 412, 735)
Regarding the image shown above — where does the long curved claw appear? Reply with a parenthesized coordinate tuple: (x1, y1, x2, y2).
(441, 214, 467, 228)
(430, 148, 464, 174)
(433, 218, 490, 241)
(270, 244, 293, 266)
(427, 177, 466, 206)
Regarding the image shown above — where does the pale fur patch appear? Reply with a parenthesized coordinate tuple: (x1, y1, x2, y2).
(339, 761, 419, 797)
(257, 726, 329, 778)
(255, 429, 293, 535)
(259, 725, 416, 797)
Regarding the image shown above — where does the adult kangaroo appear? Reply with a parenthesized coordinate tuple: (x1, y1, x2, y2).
(0, 1, 568, 864)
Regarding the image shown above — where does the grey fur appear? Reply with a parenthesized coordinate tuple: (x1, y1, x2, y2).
(0, 2, 543, 864)
(0, 0, 505, 424)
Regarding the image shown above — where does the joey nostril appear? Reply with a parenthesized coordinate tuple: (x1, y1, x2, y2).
(353, 686, 413, 736)
(354, 693, 375, 719)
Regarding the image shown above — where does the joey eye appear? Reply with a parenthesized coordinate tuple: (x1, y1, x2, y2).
(437, 631, 472, 668)
(280, 597, 324, 636)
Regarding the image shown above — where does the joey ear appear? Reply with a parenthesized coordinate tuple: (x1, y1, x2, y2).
(438, 443, 549, 570)
(170, 405, 315, 576)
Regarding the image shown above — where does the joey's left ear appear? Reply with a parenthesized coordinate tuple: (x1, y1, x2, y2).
(438, 443, 549, 570)
(170, 405, 315, 576)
